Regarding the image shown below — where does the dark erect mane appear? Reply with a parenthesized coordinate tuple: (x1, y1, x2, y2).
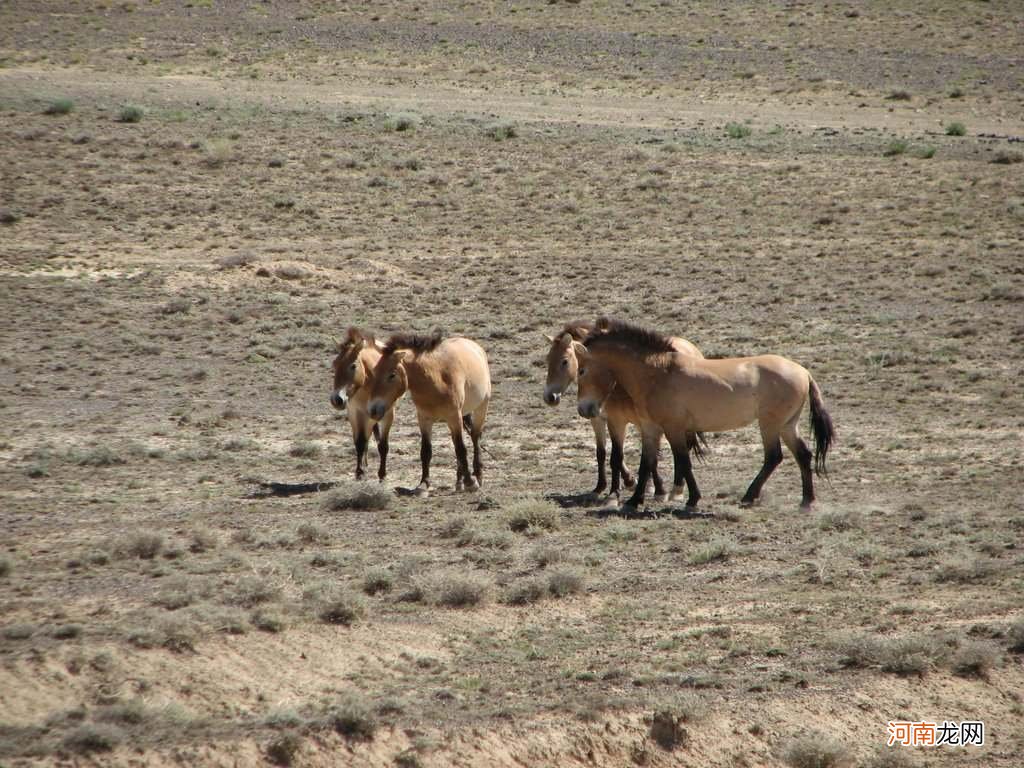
(382, 330, 444, 355)
(558, 319, 595, 342)
(584, 317, 676, 353)
(339, 327, 374, 352)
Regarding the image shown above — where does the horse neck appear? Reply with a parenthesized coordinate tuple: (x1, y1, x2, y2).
(591, 344, 664, 390)
(401, 353, 439, 397)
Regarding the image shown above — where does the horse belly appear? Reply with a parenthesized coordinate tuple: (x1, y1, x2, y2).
(693, 395, 758, 432)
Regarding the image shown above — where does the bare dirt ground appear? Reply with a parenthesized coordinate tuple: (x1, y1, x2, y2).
(1, 2, 1023, 766)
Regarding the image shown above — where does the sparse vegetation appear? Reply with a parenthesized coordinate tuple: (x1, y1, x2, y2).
(883, 140, 908, 157)
(725, 121, 751, 139)
(485, 120, 517, 140)
(951, 641, 998, 679)
(324, 487, 392, 511)
(117, 104, 144, 123)
(687, 539, 734, 565)
(44, 97, 74, 115)
(383, 112, 421, 132)
(945, 121, 966, 136)
(503, 499, 560, 532)
(326, 693, 376, 740)
(782, 733, 853, 768)
(317, 589, 366, 625)
(62, 723, 123, 754)
(116, 532, 164, 560)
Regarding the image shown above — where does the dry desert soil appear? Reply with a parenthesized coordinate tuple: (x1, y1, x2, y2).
(1, 1, 1023, 767)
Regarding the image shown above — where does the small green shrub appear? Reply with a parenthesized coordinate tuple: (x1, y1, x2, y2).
(252, 608, 286, 633)
(44, 98, 74, 115)
(951, 641, 998, 679)
(318, 590, 366, 625)
(505, 577, 547, 605)
(362, 567, 393, 595)
(267, 732, 302, 766)
(327, 693, 376, 740)
(945, 122, 966, 136)
(383, 112, 421, 132)
(62, 724, 123, 754)
(503, 499, 560, 532)
(782, 733, 853, 768)
(117, 532, 164, 559)
(547, 569, 584, 597)
(725, 121, 752, 139)
(117, 104, 144, 123)
(687, 539, 733, 565)
(883, 140, 908, 157)
(485, 121, 517, 141)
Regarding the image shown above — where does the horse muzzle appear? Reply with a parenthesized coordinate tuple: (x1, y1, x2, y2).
(367, 401, 387, 420)
(543, 389, 561, 407)
(578, 401, 600, 419)
(330, 391, 348, 410)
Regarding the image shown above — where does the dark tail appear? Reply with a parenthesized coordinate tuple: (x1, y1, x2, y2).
(687, 431, 710, 464)
(372, 423, 381, 442)
(462, 413, 474, 432)
(808, 377, 835, 477)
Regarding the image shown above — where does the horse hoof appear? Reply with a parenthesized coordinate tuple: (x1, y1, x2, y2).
(464, 478, 480, 492)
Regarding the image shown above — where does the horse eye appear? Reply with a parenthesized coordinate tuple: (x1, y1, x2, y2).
(579, 367, 587, 377)
(349, 363, 357, 371)
(388, 372, 396, 381)
(561, 359, 569, 369)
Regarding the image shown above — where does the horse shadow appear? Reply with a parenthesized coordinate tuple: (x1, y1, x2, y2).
(247, 480, 338, 498)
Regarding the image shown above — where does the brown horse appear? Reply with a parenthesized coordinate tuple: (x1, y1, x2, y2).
(574, 319, 835, 512)
(367, 332, 491, 495)
(544, 321, 704, 499)
(330, 328, 396, 481)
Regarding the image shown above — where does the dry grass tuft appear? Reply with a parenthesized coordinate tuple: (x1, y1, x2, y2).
(782, 732, 853, 768)
(324, 487, 392, 512)
(326, 693, 376, 740)
(503, 499, 560, 532)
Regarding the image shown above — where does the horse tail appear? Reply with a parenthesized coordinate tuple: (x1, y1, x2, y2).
(808, 376, 835, 477)
(462, 413, 474, 432)
(687, 431, 710, 464)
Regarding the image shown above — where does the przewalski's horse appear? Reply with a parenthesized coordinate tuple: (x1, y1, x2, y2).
(543, 321, 705, 499)
(367, 332, 491, 495)
(330, 328, 396, 481)
(574, 319, 834, 512)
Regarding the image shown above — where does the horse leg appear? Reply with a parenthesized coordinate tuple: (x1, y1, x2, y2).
(622, 425, 660, 516)
(376, 408, 394, 482)
(590, 416, 608, 496)
(468, 398, 489, 487)
(668, 434, 701, 507)
(416, 415, 433, 496)
(741, 427, 783, 506)
(648, 429, 667, 500)
(607, 414, 628, 502)
(447, 413, 475, 491)
(781, 421, 815, 509)
(351, 416, 368, 480)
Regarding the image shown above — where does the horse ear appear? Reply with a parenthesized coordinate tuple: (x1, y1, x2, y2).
(346, 327, 366, 350)
(396, 349, 413, 364)
(558, 332, 574, 348)
(571, 341, 589, 359)
(542, 333, 555, 344)
(373, 338, 386, 351)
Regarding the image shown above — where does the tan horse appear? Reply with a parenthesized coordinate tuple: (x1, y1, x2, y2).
(330, 328, 396, 481)
(544, 321, 704, 499)
(367, 332, 491, 495)
(574, 319, 835, 512)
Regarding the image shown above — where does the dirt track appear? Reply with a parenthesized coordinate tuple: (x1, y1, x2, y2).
(1, 2, 1023, 766)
